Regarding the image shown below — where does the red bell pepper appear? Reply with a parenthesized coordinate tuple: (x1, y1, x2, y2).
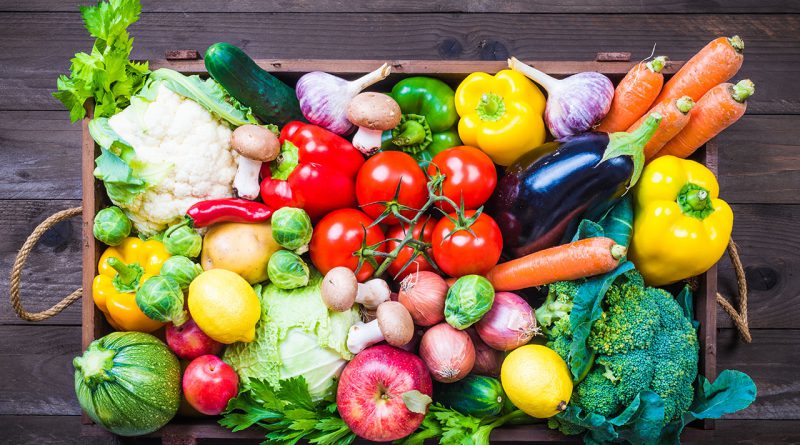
(260, 122, 365, 221)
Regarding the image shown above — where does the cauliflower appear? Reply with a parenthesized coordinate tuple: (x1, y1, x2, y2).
(108, 85, 238, 235)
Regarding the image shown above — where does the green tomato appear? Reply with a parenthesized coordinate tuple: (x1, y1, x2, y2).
(444, 275, 495, 330)
(159, 256, 203, 291)
(135, 276, 187, 325)
(93, 206, 132, 246)
(267, 250, 310, 290)
(271, 207, 313, 252)
(163, 224, 202, 258)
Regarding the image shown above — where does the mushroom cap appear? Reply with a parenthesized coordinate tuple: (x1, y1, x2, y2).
(376, 301, 414, 346)
(231, 124, 280, 162)
(321, 267, 358, 312)
(346, 92, 402, 131)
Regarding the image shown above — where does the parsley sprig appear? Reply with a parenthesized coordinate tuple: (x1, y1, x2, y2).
(220, 377, 355, 445)
(398, 404, 531, 445)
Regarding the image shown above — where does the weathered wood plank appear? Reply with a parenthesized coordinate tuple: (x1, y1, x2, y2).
(0, 13, 797, 113)
(0, 199, 82, 325)
(2, 0, 798, 13)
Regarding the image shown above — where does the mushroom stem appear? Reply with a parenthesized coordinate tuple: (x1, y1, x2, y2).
(347, 320, 384, 354)
(356, 279, 391, 309)
(233, 157, 262, 200)
(352, 127, 385, 155)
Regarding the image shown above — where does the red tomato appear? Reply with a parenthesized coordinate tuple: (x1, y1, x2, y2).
(356, 152, 428, 225)
(427, 146, 497, 212)
(432, 211, 503, 277)
(310, 208, 386, 282)
(386, 218, 437, 280)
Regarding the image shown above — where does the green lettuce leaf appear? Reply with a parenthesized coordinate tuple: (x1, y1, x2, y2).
(53, 0, 148, 122)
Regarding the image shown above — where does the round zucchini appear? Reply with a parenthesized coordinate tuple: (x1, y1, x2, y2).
(434, 374, 506, 417)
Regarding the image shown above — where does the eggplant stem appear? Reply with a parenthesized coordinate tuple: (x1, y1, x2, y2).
(507, 57, 558, 92)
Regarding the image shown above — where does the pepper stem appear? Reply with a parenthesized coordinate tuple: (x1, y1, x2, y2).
(676, 96, 695, 114)
(507, 57, 558, 92)
(731, 79, 755, 103)
(677, 183, 715, 220)
(391, 114, 433, 154)
(646, 56, 667, 73)
(476, 92, 506, 122)
(73, 343, 116, 388)
(107, 257, 144, 293)
(600, 112, 662, 188)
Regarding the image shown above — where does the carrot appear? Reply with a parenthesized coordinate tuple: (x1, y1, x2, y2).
(596, 56, 667, 133)
(484, 237, 626, 291)
(627, 95, 695, 160)
(655, 79, 754, 159)
(654, 35, 744, 104)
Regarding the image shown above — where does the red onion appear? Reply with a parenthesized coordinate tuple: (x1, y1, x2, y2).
(508, 57, 614, 140)
(296, 63, 391, 135)
(475, 291, 539, 351)
(398, 271, 447, 326)
(419, 323, 474, 383)
(466, 328, 503, 377)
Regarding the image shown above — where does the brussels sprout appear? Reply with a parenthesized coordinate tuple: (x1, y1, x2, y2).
(163, 222, 202, 258)
(136, 275, 187, 326)
(267, 250, 310, 290)
(93, 206, 132, 246)
(160, 256, 203, 291)
(445, 275, 495, 330)
(271, 207, 313, 253)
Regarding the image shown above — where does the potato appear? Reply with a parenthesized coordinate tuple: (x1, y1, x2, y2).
(201, 221, 282, 284)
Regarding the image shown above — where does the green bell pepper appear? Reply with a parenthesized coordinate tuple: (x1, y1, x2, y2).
(382, 76, 461, 162)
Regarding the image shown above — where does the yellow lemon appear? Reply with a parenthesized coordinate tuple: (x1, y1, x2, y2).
(188, 269, 261, 344)
(500, 344, 573, 418)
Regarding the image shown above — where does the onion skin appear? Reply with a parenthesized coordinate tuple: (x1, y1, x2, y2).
(467, 328, 503, 377)
(419, 323, 475, 383)
(296, 64, 391, 135)
(475, 292, 539, 351)
(398, 271, 448, 326)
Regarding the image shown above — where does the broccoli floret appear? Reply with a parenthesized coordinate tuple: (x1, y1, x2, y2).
(572, 368, 622, 417)
(537, 270, 700, 429)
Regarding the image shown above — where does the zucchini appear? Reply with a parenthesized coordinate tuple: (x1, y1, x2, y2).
(434, 374, 505, 417)
(204, 42, 305, 127)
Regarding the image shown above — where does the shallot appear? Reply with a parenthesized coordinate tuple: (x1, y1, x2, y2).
(475, 291, 540, 351)
(398, 271, 448, 326)
(419, 323, 475, 383)
(467, 328, 504, 377)
(508, 56, 614, 140)
(296, 63, 391, 135)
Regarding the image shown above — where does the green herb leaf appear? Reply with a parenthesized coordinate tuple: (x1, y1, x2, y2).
(54, 0, 149, 122)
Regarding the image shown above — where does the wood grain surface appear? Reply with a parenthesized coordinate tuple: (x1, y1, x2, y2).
(1, 1, 798, 443)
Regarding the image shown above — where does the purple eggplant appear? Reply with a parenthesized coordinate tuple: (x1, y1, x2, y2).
(508, 57, 614, 140)
(487, 113, 662, 258)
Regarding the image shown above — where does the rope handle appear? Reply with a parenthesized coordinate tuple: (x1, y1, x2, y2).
(716, 239, 752, 343)
(9, 206, 83, 322)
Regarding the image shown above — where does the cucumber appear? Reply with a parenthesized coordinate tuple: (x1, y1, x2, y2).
(435, 375, 505, 417)
(204, 42, 305, 127)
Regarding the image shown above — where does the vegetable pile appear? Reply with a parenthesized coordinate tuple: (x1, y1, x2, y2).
(65, 1, 757, 443)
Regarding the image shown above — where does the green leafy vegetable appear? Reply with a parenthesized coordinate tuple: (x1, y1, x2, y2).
(163, 222, 202, 258)
(93, 206, 131, 246)
(220, 376, 355, 445)
(271, 207, 314, 253)
(444, 275, 495, 330)
(398, 404, 530, 445)
(159, 256, 203, 291)
(267, 250, 310, 290)
(53, 0, 149, 122)
(135, 275, 187, 326)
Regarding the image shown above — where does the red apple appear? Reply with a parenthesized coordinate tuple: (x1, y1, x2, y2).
(182, 355, 239, 415)
(337, 345, 432, 442)
(166, 317, 223, 360)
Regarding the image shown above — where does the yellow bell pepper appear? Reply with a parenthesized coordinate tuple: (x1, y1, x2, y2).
(92, 237, 171, 332)
(629, 156, 733, 286)
(455, 69, 546, 166)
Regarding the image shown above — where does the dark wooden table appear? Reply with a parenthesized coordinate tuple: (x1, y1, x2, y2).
(2, 1, 799, 444)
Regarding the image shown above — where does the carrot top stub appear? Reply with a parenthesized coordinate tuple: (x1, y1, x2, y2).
(731, 79, 755, 103)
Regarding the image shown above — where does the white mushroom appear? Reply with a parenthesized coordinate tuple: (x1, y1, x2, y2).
(230, 125, 280, 200)
(346, 301, 414, 354)
(321, 267, 391, 312)
(346, 92, 402, 155)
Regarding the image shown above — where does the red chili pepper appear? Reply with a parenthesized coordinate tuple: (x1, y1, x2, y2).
(186, 198, 273, 228)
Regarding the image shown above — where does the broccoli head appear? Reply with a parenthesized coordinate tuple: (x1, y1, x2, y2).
(537, 269, 699, 430)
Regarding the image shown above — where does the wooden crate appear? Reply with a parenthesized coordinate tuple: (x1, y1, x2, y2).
(80, 57, 717, 444)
